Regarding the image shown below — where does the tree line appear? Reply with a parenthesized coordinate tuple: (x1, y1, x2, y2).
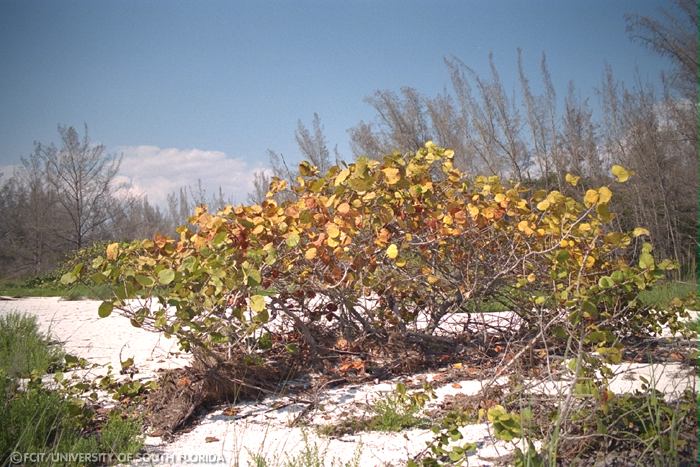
(265, 0, 697, 277)
(0, 126, 234, 278)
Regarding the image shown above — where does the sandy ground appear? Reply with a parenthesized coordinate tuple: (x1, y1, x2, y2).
(0, 297, 190, 378)
(0, 298, 696, 466)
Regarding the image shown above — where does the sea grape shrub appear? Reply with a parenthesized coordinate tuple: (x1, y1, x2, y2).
(81, 142, 689, 361)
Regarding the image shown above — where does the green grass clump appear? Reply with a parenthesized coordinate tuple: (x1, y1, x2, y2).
(0, 312, 143, 466)
(0, 382, 143, 466)
(367, 392, 429, 432)
(319, 388, 430, 437)
(0, 312, 63, 379)
(97, 412, 144, 459)
(561, 387, 697, 465)
(685, 317, 700, 334)
(638, 281, 697, 309)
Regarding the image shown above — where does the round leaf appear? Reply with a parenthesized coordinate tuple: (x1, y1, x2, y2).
(305, 247, 317, 260)
(158, 269, 175, 285)
(60, 272, 77, 285)
(286, 232, 300, 248)
(611, 164, 631, 183)
(98, 301, 113, 318)
(249, 295, 266, 312)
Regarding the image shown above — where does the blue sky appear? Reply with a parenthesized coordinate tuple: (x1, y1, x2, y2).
(0, 0, 673, 203)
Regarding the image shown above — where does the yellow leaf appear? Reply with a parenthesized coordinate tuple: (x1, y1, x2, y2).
(305, 247, 317, 260)
(252, 224, 265, 235)
(382, 167, 401, 185)
(517, 220, 534, 235)
(527, 273, 536, 283)
(494, 193, 506, 203)
(249, 295, 266, 312)
(536, 199, 550, 211)
(337, 202, 351, 215)
(443, 214, 453, 225)
(578, 223, 591, 232)
(326, 237, 339, 248)
(334, 169, 350, 186)
(467, 204, 479, 218)
(427, 274, 439, 285)
(584, 189, 599, 207)
(632, 227, 650, 237)
(565, 173, 580, 186)
(611, 164, 631, 183)
(386, 244, 399, 259)
(325, 223, 340, 239)
(106, 243, 120, 261)
(597, 186, 612, 204)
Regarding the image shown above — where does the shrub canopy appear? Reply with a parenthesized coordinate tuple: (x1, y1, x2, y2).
(72, 143, 688, 365)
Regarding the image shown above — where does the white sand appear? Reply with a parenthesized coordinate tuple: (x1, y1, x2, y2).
(1, 298, 695, 466)
(0, 297, 190, 378)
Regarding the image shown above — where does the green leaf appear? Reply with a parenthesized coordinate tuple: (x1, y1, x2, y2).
(286, 232, 300, 248)
(254, 308, 269, 323)
(581, 300, 598, 319)
(249, 295, 266, 312)
(611, 270, 624, 282)
(245, 268, 262, 286)
(596, 346, 622, 364)
(60, 272, 77, 285)
(212, 230, 227, 246)
(158, 268, 175, 285)
(639, 252, 655, 269)
(98, 301, 113, 318)
(135, 275, 154, 287)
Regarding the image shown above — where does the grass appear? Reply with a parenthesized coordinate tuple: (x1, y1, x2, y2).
(319, 389, 430, 438)
(638, 281, 697, 309)
(457, 280, 699, 315)
(560, 387, 697, 465)
(0, 312, 64, 379)
(0, 280, 112, 300)
(250, 431, 362, 467)
(685, 317, 700, 334)
(0, 311, 143, 466)
(367, 392, 430, 432)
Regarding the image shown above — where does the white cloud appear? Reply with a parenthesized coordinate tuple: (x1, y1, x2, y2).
(114, 145, 265, 206)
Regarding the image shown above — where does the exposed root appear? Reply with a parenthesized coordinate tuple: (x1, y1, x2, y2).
(145, 346, 301, 436)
